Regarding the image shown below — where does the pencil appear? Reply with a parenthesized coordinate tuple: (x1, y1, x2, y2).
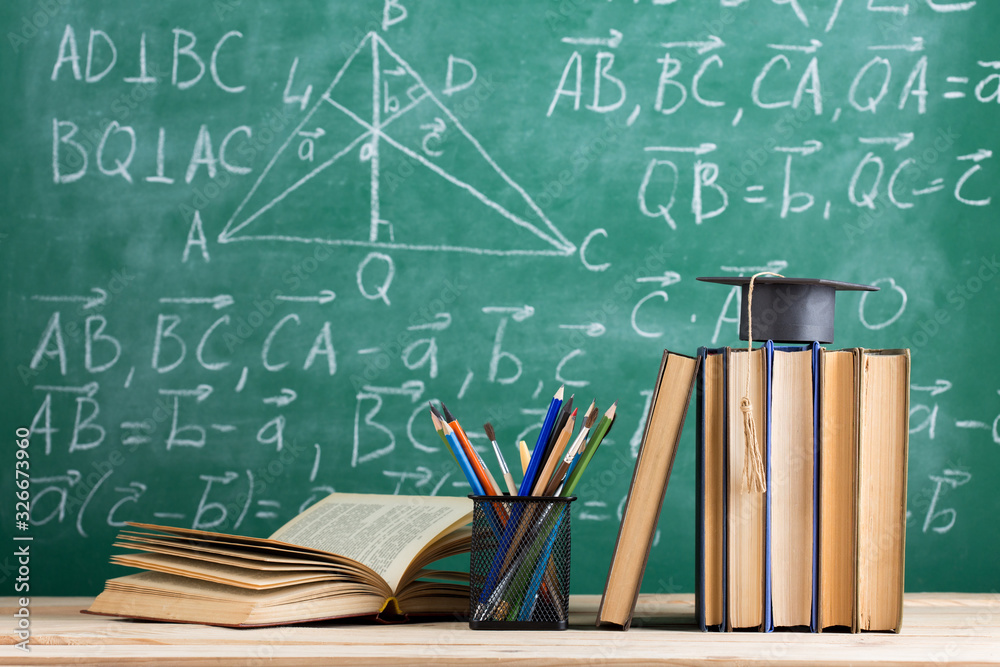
(545, 402, 597, 496)
(518, 385, 564, 495)
(541, 394, 573, 465)
(484, 422, 517, 495)
(442, 402, 502, 497)
(560, 401, 616, 497)
(518, 440, 530, 476)
(532, 409, 575, 496)
(428, 404, 460, 463)
(439, 418, 486, 496)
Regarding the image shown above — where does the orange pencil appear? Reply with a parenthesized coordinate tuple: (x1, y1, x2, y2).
(441, 403, 501, 497)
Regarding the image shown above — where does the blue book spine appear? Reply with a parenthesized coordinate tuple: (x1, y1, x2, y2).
(810, 341, 820, 633)
(764, 340, 774, 633)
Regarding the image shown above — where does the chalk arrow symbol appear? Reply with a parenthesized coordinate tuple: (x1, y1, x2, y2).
(34, 470, 83, 486)
(661, 34, 724, 55)
(860, 132, 915, 151)
(35, 381, 100, 398)
(767, 39, 822, 53)
(159, 294, 234, 310)
(263, 388, 297, 407)
(362, 380, 426, 403)
(645, 143, 717, 155)
(297, 127, 326, 139)
(911, 379, 952, 396)
(408, 312, 452, 331)
(869, 36, 924, 52)
(559, 322, 607, 337)
(275, 290, 336, 304)
(957, 149, 993, 162)
(31, 287, 107, 310)
(401, 466, 435, 487)
(482, 305, 535, 322)
(419, 117, 447, 134)
(636, 271, 682, 288)
(563, 29, 623, 48)
(159, 384, 214, 402)
(776, 140, 823, 156)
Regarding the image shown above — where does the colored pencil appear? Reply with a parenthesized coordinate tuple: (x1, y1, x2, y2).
(428, 404, 459, 465)
(560, 401, 616, 497)
(518, 385, 564, 495)
(541, 394, 573, 463)
(439, 418, 486, 496)
(442, 402, 501, 496)
(545, 402, 597, 496)
(484, 422, 517, 495)
(518, 440, 530, 476)
(532, 409, 576, 496)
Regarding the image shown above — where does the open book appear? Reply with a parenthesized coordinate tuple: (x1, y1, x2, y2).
(85, 493, 473, 627)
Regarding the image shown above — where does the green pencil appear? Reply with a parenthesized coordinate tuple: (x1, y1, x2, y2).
(560, 401, 616, 497)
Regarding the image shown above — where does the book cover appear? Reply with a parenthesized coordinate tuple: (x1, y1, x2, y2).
(856, 348, 910, 633)
(765, 341, 820, 632)
(696, 347, 727, 632)
(597, 349, 700, 630)
(817, 347, 861, 633)
(724, 345, 768, 632)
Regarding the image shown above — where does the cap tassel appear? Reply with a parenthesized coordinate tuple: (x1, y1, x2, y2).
(740, 397, 767, 494)
(741, 271, 783, 494)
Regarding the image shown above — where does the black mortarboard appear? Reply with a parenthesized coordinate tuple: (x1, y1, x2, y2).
(697, 276, 878, 344)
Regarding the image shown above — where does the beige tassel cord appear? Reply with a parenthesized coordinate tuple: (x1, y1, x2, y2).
(741, 271, 783, 494)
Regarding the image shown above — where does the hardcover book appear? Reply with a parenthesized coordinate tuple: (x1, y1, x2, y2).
(86, 493, 473, 627)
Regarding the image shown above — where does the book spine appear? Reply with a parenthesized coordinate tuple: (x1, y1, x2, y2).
(810, 341, 820, 633)
(722, 348, 730, 633)
(696, 347, 707, 633)
(763, 340, 774, 633)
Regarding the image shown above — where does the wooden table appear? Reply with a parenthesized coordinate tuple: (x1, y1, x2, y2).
(2, 594, 998, 665)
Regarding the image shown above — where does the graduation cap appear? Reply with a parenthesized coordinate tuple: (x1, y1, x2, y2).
(697, 276, 878, 344)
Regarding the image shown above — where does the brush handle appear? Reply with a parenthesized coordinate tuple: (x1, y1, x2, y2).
(502, 472, 517, 496)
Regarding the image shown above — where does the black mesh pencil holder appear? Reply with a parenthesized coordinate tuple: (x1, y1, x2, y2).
(468, 495, 575, 630)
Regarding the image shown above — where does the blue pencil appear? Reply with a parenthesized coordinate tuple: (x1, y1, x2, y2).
(517, 510, 566, 621)
(518, 385, 564, 495)
(441, 418, 486, 496)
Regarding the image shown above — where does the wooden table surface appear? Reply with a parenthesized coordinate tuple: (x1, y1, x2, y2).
(1, 594, 998, 665)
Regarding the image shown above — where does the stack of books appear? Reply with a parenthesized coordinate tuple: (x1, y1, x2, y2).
(695, 344, 910, 633)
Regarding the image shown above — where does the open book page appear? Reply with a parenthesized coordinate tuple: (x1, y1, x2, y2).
(109, 552, 366, 590)
(269, 493, 473, 592)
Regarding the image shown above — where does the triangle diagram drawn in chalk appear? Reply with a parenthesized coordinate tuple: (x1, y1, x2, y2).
(218, 32, 576, 257)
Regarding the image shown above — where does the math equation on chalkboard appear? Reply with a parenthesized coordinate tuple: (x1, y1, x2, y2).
(3, 0, 998, 594)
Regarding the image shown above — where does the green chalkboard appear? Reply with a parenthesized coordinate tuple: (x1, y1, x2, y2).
(2, 0, 999, 598)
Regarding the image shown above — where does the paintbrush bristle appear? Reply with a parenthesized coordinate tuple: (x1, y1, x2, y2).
(584, 406, 598, 429)
(483, 422, 496, 441)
